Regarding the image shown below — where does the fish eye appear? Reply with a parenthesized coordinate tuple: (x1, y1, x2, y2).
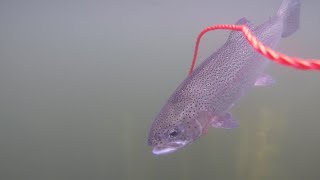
(168, 128, 179, 139)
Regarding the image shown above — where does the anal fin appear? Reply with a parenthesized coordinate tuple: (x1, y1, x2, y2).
(255, 74, 275, 86)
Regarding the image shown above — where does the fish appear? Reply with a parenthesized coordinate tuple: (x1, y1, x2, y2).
(147, 0, 301, 155)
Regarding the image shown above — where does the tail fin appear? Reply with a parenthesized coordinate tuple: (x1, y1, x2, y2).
(277, 0, 301, 37)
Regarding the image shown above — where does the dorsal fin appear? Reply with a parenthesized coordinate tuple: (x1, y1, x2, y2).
(227, 17, 254, 41)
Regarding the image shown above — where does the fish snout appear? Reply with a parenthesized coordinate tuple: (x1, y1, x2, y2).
(152, 141, 188, 155)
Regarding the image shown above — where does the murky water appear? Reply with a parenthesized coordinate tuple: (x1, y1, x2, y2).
(1, 0, 320, 180)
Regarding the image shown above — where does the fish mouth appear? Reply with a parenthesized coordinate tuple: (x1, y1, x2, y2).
(152, 141, 188, 155)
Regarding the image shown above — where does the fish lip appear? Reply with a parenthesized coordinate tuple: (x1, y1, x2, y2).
(152, 141, 188, 155)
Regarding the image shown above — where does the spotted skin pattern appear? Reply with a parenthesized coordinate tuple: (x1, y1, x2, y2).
(148, 0, 300, 155)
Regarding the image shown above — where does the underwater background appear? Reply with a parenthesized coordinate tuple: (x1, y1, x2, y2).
(1, 0, 320, 179)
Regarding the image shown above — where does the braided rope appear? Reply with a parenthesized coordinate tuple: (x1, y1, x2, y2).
(188, 24, 320, 76)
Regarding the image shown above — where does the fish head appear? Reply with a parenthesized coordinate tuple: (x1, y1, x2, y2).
(147, 101, 203, 155)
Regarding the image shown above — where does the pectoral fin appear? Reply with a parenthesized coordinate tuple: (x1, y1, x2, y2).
(210, 112, 239, 129)
(255, 74, 275, 86)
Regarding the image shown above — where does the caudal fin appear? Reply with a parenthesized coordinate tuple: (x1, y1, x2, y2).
(277, 0, 301, 38)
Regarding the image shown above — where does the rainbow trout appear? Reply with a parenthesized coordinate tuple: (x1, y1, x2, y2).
(148, 0, 300, 155)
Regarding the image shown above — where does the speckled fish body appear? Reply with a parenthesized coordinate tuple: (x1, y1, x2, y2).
(148, 0, 300, 155)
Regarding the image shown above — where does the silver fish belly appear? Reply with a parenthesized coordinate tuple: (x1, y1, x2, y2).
(148, 0, 300, 155)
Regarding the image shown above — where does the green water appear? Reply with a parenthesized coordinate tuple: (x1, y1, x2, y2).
(1, 0, 320, 179)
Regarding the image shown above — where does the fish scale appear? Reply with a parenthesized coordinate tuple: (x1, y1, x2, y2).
(148, 0, 300, 155)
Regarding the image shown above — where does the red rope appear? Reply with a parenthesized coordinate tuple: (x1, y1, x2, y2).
(188, 24, 320, 76)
